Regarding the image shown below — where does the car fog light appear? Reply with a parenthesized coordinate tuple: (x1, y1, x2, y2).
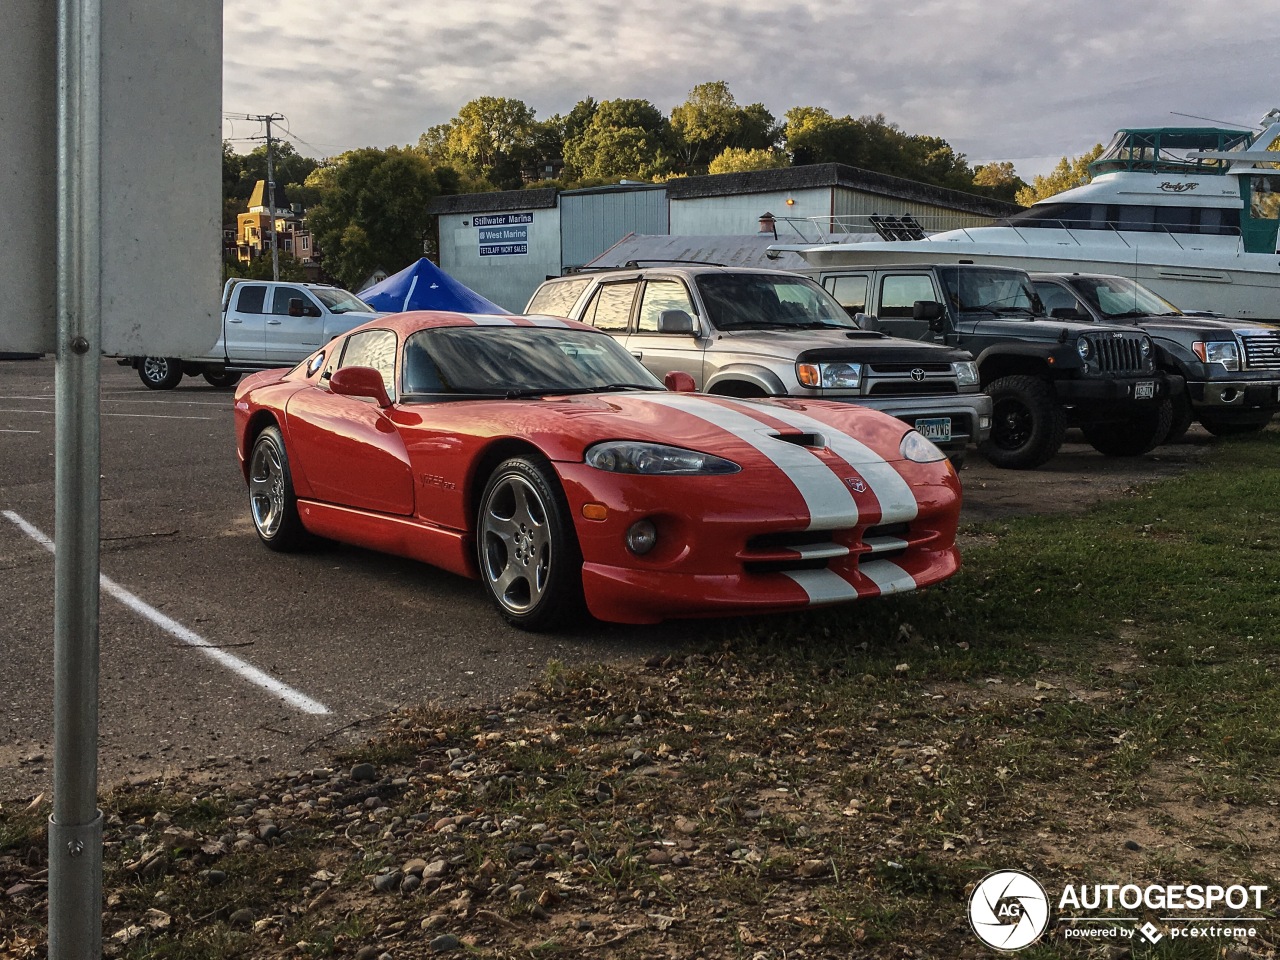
(626, 520, 658, 555)
(979, 415, 991, 429)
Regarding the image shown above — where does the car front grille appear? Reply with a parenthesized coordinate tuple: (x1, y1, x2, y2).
(1241, 331, 1280, 370)
(740, 522, 912, 574)
(1091, 335, 1146, 374)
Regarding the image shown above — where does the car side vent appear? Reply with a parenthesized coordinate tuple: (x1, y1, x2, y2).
(771, 432, 823, 447)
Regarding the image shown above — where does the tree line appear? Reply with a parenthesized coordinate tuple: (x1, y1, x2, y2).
(223, 81, 1101, 291)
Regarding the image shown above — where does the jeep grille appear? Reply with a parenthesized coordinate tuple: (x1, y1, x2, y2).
(1091, 335, 1146, 374)
(1241, 331, 1280, 370)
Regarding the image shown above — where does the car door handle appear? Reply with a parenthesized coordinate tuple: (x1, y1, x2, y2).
(267, 319, 283, 325)
(630, 350, 643, 359)
(227, 318, 243, 323)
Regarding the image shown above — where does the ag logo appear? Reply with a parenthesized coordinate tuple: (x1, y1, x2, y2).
(968, 870, 1049, 951)
(844, 475, 866, 493)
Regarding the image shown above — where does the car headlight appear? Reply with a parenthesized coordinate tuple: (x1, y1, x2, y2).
(1193, 340, 1240, 371)
(586, 441, 741, 475)
(1077, 337, 1093, 361)
(1139, 336, 1152, 358)
(900, 430, 947, 463)
(796, 361, 862, 389)
(955, 360, 979, 387)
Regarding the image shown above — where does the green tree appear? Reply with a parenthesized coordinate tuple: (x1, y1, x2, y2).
(415, 97, 540, 190)
(562, 98, 676, 182)
(972, 161, 1026, 204)
(669, 81, 780, 173)
(1015, 145, 1103, 205)
(304, 147, 440, 290)
(708, 146, 789, 174)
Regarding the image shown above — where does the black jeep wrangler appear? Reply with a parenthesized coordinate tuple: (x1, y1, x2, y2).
(813, 263, 1184, 469)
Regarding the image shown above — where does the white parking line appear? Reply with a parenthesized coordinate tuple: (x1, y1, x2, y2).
(3, 510, 330, 716)
(1, 429, 40, 434)
(0, 408, 214, 421)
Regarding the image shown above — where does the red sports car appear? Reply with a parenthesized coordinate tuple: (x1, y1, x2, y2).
(233, 311, 961, 629)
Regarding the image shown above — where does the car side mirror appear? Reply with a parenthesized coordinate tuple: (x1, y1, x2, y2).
(913, 299, 946, 333)
(663, 371, 697, 393)
(1050, 306, 1085, 320)
(657, 309, 695, 334)
(329, 365, 391, 407)
(288, 297, 305, 317)
(853, 312, 875, 330)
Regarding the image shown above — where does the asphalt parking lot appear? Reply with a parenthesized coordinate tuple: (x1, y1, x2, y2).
(0, 358, 1213, 802)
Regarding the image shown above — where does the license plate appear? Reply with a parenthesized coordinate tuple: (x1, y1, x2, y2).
(1135, 381, 1155, 399)
(915, 417, 952, 442)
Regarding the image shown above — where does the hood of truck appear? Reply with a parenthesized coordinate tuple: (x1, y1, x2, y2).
(714, 327, 971, 363)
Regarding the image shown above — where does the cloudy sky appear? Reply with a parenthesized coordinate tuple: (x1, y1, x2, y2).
(223, 0, 1274, 180)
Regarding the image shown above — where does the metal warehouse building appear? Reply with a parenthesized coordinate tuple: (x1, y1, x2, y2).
(428, 164, 1019, 312)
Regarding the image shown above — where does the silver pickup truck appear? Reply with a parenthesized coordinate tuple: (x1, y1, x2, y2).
(526, 264, 992, 462)
(122, 278, 383, 389)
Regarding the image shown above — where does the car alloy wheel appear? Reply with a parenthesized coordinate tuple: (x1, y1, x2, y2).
(480, 471, 552, 615)
(249, 437, 287, 540)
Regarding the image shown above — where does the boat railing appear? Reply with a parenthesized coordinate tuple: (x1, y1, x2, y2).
(773, 214, 1246, 255)
(772, 213, 1004, 243)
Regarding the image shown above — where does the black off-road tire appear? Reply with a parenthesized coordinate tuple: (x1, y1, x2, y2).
(1164, 392, 1195, 443)
(477, 457, 586, 631)
(138, 356, 184, 390)
(1082, 398, 1174, 457)
(978, 375, 1067, 470)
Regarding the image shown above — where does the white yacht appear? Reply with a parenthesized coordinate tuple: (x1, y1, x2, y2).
(770, 111, 1280, 321)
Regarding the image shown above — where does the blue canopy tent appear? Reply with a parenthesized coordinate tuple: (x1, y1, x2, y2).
(360, 258, 509, 314)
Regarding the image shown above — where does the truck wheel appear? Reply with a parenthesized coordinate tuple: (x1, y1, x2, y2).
(978, 375, 1066, 470)
(138, 357, 183, 390)
(1082, 398, 1174, 456)
(1199, 416, 1270, 437)
(1164, 393, 1194, 443)
(203, 369, 242, 389)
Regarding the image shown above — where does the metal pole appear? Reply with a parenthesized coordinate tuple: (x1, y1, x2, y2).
(265, 115, 280, 281)
(50, 0, 103, 952)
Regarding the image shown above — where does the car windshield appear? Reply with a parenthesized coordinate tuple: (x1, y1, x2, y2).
(401, 326, 665, 397)
(695, 275, 856, 331)
(938, 268, 1040, 317)
(1068, 276, 1182, 319)
(313, 287, 376, 314)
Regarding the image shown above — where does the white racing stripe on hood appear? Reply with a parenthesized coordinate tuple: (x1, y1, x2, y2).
(637, 394, 859, 528)
(858, 559, 919, 595)
(740, 402, 919, 522)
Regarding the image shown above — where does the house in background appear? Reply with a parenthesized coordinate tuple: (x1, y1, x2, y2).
(235, 180, 315, 268)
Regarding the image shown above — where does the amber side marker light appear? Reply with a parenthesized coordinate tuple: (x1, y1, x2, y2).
(582, 503, 609, 521)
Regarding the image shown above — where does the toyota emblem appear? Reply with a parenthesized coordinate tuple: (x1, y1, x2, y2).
(910, 368, 926, 382)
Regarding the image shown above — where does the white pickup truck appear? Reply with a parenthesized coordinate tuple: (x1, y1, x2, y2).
(123, 278, 384, 389)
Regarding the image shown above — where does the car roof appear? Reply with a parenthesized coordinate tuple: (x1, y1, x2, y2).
(341, 310, 598, 339)
(546, 264, 819, 281)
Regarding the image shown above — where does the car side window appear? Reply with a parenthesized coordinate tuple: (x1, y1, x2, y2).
(581, 282, 638, 332)
(635, 280, 696, 333)
(1034, 282, 1081, 316)
(527, 276, 592, 317)
(271, 286, 318, 316)
(824, 275, 869, 317)
(338, 329, 397, 398)
(236, 285, 267, 314)
(877, 275, 937, 318)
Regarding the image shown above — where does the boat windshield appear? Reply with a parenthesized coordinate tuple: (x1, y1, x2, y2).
(937, 267, 1040, 318)
(1066, 276, 1182, 320)
(1089, 127, 1254, 176)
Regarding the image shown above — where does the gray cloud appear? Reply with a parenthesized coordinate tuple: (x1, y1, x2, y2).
(223, 0, 1276, 177)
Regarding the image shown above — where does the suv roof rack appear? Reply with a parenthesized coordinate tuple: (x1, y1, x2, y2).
(620, 258, 727, 268)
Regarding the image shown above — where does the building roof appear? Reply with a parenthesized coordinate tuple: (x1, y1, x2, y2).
(584, 234, 813, 271)
(247, 179, 290, 212)
(428, 187, 559, 216)
(665, 163, 1021, 218)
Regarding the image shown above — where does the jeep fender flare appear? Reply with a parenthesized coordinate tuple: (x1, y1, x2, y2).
(973, 342, 1074, 387)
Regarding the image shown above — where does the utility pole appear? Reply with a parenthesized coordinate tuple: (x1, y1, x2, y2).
(231, 112, 285, 280)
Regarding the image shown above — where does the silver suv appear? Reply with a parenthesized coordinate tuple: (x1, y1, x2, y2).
(526, 264, 991, 460)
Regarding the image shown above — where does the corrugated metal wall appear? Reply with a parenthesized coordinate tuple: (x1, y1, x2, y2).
(831, 191, 995, 234)
(560, 188, 668, 270)
(436, 206, 563, 313)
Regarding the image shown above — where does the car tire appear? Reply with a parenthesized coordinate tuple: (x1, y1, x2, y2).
(138, 356, 184, 390)
(978, 375, 1066, 470)
(1164, 392, 1194, 443)
(1082, 398, 1174, 457)
(477, 456, 585, 631)
(248, 425, 310, 552)
(1199, 416, 1270, 437)
(203, 368, 242, 389)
